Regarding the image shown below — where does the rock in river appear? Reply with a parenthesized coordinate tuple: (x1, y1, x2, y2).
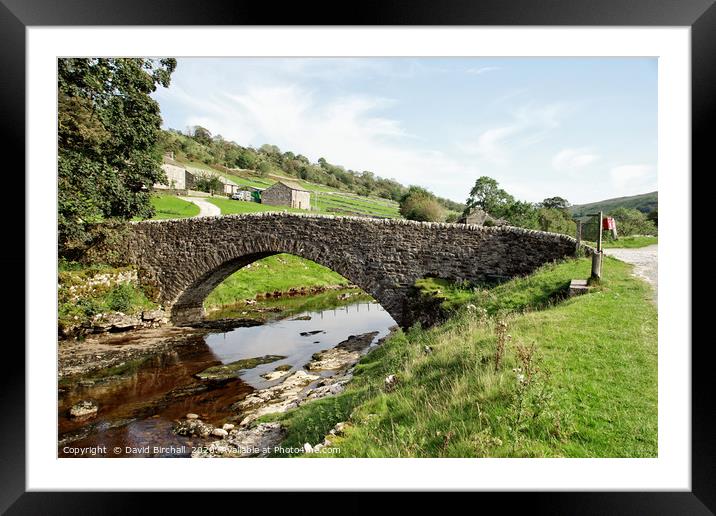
(192, 422, 286, 458)
(306, 332, 378, 371)
(194, 355, 287, 381)
(173, 418, 215, 437)
(69, 400, 98, 419)
(233, 370, 320, 425)
(260, 370, 291, 381)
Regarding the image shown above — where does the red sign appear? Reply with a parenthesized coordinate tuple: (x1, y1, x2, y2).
(602, 217, 615, 230)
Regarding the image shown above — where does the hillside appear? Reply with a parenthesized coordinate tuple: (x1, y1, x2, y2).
(570, 191, 657, 217)
(165, 159, 403, 219)
(157, 127, 464, 216)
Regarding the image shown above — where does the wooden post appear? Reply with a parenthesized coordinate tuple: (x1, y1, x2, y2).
(575, 220, 582, 251)
(592, 211, 603, 280)
(591, 251, 602, 280)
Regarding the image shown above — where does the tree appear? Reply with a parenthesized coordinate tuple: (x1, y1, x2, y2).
(537, 207, 574, 234)
(541, 196, 570, 211)
(194, 175, 223, 195)
(58, 57, 176, 258)
(504, 200, 539, 229)
(464, 176, 514, 218)
(192, 126, 212, 145)
(399, 186, 445, 222)
(256, 160, 272, 177)
(235, 148, 258, 170)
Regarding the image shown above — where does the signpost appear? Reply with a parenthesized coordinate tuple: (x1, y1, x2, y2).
(589, 211, 603, 280)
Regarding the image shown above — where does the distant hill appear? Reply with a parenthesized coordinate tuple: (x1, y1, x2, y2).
(570, 191, 657, 218)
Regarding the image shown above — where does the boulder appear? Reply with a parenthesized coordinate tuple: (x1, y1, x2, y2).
(69, 400, 98, 419)
(142, 309, 166, 322)
(173, 419, 214, 437)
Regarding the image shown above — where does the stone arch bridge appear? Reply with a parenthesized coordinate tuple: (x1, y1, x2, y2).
(119, 213, 583, 327)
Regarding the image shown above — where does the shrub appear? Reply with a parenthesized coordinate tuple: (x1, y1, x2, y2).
(399, 186, 445, 222)
(105, 283, 136, 312)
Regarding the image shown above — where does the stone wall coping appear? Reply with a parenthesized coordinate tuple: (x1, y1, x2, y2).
(130, 211, 586, 247)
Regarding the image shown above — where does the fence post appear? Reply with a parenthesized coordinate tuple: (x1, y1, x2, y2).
(591, 251, 602, 280)
(591, 211, 603, 280)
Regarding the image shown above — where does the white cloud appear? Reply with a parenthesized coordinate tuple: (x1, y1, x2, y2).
(175, 82, 477, 200)
(609, 164, 656, 194)
(459, 103, 570, 165)
(552, 148, 599, 171)
(466, 66, 500, 76)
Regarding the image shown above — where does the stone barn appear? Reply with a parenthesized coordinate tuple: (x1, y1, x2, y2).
(261, 180, 311, 210)
(155, 156, 188, 190)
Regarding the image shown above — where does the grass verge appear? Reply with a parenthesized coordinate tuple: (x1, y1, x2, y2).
(262, 256, 657, 458)
(585, 235, 658, 249)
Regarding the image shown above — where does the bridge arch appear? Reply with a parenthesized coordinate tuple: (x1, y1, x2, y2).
(119, 213, 584, 327)
(169, 239, 401, 325)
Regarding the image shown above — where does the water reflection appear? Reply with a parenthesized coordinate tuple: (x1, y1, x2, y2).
(205, 300, 395, 388)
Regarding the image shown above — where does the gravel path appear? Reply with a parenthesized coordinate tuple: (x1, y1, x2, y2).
(179, 197, 222, 217)
(603, 244, 658, 303)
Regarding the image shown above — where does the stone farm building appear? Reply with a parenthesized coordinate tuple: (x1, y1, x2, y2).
(457, 207, 507, 227)
(157, 156, 189, 190)
(154, 154, 241, 196)
(261, 180, 311, 210)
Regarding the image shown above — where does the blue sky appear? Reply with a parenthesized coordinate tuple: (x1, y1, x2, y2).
(153, 57, 657, 205)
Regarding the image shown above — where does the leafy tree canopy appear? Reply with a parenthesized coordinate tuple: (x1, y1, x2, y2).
(541, 196, 570, 210)
(58, 57, 176, 258)
(461, 175, 578, 237)
(464, 176, 515, 218)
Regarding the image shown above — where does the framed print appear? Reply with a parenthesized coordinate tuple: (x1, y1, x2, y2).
(3, 0, 711, 512)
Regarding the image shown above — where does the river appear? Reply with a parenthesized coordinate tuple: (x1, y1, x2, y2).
(58, 293, 396, 458)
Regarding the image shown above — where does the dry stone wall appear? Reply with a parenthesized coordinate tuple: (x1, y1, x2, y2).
(119, 213, 585, 326)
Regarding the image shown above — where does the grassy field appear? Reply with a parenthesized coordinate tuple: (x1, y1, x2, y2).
(204, 197, 308, 216)
(149, 194, 200, 219)
(585, 235, 658, 249)
(204, 254, 349, 308)
(263, 256, 658, 458)
(206, 195, 400, 219)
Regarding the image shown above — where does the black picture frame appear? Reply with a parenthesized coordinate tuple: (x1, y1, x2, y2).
(2, 0, 709, 512)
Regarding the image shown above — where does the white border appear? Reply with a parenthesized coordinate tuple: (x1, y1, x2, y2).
(27, 27, 690, 491)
